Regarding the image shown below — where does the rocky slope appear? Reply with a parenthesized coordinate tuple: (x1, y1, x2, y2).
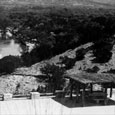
(14, 42, 115, 75)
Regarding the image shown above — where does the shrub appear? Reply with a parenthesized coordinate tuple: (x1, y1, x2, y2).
(0, 55, 22, 74)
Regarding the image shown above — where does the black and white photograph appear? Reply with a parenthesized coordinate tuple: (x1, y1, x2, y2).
(0, 0, 115, 115)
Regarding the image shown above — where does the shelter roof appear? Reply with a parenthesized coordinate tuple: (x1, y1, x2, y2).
(65, 72, 115, 84)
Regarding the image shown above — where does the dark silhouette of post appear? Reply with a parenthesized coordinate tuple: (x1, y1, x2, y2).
(70, 79, 73, 100)
(104, 85, 108, 105)
(76, 83, 79, 102)
(82, 85, 85, 107)
(90, 83, 93, 93)
(110, 83, 113, 98)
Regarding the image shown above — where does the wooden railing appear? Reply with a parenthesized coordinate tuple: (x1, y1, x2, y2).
(12, 94, 31, 99)
(0, 92, 41, 101)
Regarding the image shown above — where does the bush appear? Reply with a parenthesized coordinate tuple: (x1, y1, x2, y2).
(59, 48, 86, 70)
(60, 56, 76, 70)
(85, 66, 100, 73)
(0, 55, 22, 74)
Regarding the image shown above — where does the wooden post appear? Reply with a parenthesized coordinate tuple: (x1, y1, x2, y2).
(90, 83, 93, 93)
(70, 79, 73, 100)
(105, 87, 107, 94)
(78, 85, 80, 94)
(76, 83, 79, 102)
(110, 83, 113, 98)
(82, 84, 85, 107)
(104, 85, 108, 105)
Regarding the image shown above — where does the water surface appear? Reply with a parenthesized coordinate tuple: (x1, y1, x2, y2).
(0, 39, 22, 59)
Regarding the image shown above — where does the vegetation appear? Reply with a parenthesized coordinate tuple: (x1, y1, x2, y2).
(8, 7, 115, 66)
(40, 63, 65, 93)
(92, 40, 114, 63)
(59, 47, 91, 70)
(0, 5, 115, 69)
(0, 55, 22, 74)
(85, 66, 100, 73)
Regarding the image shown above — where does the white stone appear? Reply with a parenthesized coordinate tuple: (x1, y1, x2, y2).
(30, 92, 40, 99)
(3, 93, 12, 101)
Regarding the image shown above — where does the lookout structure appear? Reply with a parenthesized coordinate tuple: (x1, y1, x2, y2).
(65, 72, 115, 106)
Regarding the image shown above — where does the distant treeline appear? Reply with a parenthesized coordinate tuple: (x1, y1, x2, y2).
(0, 6, 115, 68)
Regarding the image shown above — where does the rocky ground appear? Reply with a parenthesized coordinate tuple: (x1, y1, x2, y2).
(0, 75, 39, 94)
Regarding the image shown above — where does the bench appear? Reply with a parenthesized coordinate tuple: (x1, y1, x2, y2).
(89, 92, 107, 105)
(93, 98, 108, 105)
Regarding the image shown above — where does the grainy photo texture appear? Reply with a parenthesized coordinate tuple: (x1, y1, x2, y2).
(0, 0, 115, 115)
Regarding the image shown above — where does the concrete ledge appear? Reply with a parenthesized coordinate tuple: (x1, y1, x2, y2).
(3, 93, 13, 101)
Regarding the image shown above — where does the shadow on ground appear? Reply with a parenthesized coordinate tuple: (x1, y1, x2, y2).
(52, 96, 115, 108)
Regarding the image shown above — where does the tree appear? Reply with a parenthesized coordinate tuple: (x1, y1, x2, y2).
(40, 63, 65, 93)
(92, 40, 113, 63)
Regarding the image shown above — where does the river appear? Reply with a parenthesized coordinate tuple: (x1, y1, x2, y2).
(0, 39, 22, 59)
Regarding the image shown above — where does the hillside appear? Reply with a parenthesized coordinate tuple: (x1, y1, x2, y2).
(14, 42, 115, 75)
(0, 40, 115, 94)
